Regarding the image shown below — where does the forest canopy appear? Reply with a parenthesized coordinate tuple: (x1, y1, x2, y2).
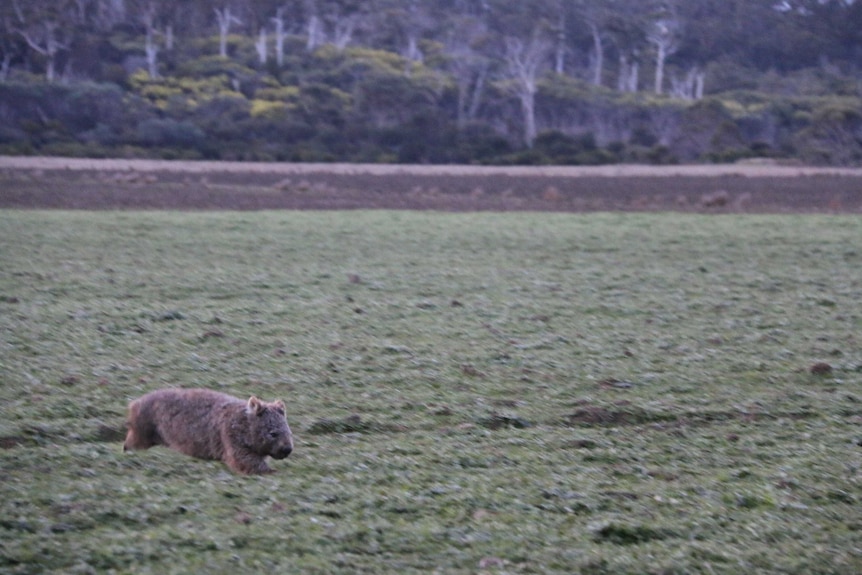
(1, 0, 861, 165)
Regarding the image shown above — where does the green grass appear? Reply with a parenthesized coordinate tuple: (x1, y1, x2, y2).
(1, 210, 860, 574)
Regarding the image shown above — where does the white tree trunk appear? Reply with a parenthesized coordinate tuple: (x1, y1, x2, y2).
(456, 76, 469, 128)
(405, 35, 422, 62)
(1, 53, 12, 82)
(273, 9, 286, 66)
(648, 20, 678, 96)
(505, 36, 549, 148)
(629, 62, 639, 93)
(450, 49, 486, 128)
(617, 55, 635, 92)
(142, 2, 159, 77)
(445, 17, 489, 128)
(617, 55, 627, 92)
(306, 15, 324, 51)
(654, 42, 666, 94)
(468, 64, 487, 122)
(255, 28, 267, 64)
(332, 16, 355, 51)
(214, 7, 240, 58)
(670, 68, 705, 100)
(520, 92, 537, 147)
(554, 11, 565, 74)
(18, 23, 65, 82)
(145, 28, 159, 78)
(45, 55, 56, 82)
(589, 22, 603, 86)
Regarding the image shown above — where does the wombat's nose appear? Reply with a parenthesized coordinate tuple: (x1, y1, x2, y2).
(276, 446, 293, 459)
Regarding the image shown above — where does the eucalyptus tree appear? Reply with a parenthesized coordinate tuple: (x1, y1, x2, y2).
(772, 0, 862, 66)
(11, 0, 78, 81)
(0, 3, 24, 81)
(214, 3, 243, 57)
(127, 0, 172, 77)
(442, 11, 493, 128)
(572, 0, 622, 86)
(270, 4, 294, 66)
(240, 0, 295, 65)
(503, 31, 551, 147)
(301, 0, 369, 51)
(646, 5, 680, 94)
(604, 4, 646, 92)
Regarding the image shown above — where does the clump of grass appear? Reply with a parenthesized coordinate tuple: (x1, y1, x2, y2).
(591, 521, 677, 545)
(306, 414, 403, 434)
(476, 413, 532, 430)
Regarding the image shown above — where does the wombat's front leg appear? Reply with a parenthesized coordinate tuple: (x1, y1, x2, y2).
(223, 444, 274, 475)
(123, 416, 161, 451)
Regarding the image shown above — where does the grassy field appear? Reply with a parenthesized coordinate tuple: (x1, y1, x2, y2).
(1, 210, 860, 574)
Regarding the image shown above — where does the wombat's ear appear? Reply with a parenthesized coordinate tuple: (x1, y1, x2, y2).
(247, 396, 264, 415)
(274, 400, 286, 414)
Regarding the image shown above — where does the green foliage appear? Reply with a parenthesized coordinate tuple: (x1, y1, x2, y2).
(704, 58, 761, 93)
(670, 99, 734, 161)
(130, 70, 243, 111)
(176, 56, 260, 80)
(136, 118, 205, 148)
(254, 85, 301, 102)
(532, 131, 613, 165)
(250, 99, 288, 119)
(342, 46, 412, 75)
(794, 100, 862, 165)
(452, 124, 513, 164)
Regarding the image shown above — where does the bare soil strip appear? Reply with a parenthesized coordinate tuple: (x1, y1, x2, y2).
(2, 156, 861, 212)
(3, 156, 862, 178)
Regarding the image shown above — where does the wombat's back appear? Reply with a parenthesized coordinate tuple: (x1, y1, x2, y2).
(124, 388, 242, 460)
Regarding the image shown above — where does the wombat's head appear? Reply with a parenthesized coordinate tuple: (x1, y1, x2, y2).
(246, 396, 294, 460)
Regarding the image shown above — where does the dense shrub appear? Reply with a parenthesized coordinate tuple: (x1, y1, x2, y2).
(794, 102, 862, 165)
(136, 119, 205, 148)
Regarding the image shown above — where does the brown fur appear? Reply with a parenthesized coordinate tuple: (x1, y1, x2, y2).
(123, 388, 294, 475)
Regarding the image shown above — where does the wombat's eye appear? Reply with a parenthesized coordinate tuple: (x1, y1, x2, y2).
(269, 431, 279, 438)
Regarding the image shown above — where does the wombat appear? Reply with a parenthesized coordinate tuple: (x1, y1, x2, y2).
(123, 388, 294, 474)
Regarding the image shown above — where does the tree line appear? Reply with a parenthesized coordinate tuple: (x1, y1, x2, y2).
(1, 0, 861, 165)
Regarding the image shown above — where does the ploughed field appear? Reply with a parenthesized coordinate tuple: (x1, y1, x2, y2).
(0, 160, 861, 573)
(1, 157, 862, 212)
